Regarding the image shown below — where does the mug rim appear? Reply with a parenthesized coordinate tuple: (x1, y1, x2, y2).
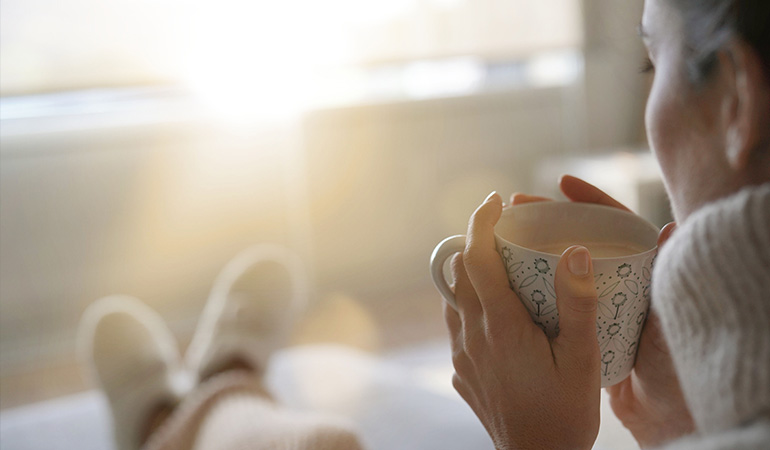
(495, 201, 660, 260)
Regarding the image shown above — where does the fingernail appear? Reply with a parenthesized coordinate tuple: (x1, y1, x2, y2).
(568, 246, 590, 276)
(484, 191, 499, 203)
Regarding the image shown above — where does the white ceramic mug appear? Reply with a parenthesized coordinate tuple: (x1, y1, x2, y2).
(430, 201, 659, 386)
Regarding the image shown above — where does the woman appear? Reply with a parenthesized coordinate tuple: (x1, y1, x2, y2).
(445, 0, 770, 448)
(444, 0, 770, 449)
(83, 1, 768, 449)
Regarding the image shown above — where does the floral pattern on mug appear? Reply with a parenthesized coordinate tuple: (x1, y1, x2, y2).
(499, 245, 656, 386)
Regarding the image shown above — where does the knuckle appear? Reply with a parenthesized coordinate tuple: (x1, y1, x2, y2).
(451, 347, 471, 370)
(482, 316, 506, 344)
(566, 295, 598, 315)
(573, 348, 600, 375)
(451, 371, 462, 388)
(486, 312, 528, 345)
(451, 372, 465, 396)
(443, 305, 460, 329)
(462, 247, 484, 269)
(483, 329, 505, 351)
(462, 325, 484, 351)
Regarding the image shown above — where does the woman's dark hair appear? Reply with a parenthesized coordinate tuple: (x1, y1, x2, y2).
(668, 0, 770, 84)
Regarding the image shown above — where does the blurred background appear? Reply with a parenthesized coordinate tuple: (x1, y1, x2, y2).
(1, 0, 671, 448)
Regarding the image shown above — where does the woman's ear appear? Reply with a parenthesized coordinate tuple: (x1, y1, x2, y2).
(722, 39, 770, 171)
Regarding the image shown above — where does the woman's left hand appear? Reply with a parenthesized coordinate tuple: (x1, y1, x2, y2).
(444, 192, 601, 450)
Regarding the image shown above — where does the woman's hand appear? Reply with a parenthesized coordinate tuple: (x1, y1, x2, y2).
(509, 175, 634, 211)
(520, 175, 695, 448)
(444, 191, 601, 450)
(605, 222, 695, 448)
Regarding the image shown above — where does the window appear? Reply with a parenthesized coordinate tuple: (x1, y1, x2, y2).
(1, 0, 583, 115)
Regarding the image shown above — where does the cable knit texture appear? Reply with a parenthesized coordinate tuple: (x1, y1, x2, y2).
(652, 183, 770, 448)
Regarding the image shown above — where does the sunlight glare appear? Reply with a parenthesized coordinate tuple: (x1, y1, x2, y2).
(403, 57, 484, 99)
(181, 0, 415, 122)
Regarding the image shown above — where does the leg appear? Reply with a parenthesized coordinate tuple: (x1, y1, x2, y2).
(185, 244, 307, 384)
(148, 246, 364, 449)
(191, 392, 365, 450)
(78, 296, 186, 450)
(143, 245, 365, 450)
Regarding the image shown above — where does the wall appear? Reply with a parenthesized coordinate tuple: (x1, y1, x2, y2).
(0, 86, 575, 399)
(582, 0, 648, 150)
(302, 87, 574, 300)
(0, 120, 301, 376)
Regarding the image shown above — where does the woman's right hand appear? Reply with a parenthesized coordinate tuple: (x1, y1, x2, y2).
(515, 175, 694, 448)
(604, 221, 695, 447)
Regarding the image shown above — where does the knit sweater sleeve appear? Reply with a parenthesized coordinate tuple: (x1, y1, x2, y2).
(659, 418, 770, 450)
(650, 183, 770, 448)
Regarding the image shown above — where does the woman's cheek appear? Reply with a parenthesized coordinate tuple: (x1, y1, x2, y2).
(645, 75, 688, 215)
(646, 81, 676, 178)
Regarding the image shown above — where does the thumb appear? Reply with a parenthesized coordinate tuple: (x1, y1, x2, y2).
(552, 246, 599, 364)
(657, 222, 677, 248)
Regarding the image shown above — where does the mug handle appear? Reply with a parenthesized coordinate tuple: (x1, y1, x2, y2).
(429, 235, 467, 311)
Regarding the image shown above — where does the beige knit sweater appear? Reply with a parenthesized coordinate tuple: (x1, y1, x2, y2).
(652, 183, 770, 449)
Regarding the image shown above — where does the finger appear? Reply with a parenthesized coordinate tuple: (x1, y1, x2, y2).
(637, 307, 671, 357)
(464, 192, 531, 325)
(452, 372, 485, 424)
(552, 246, 600, 367)
(443, 299, 463, 346)
(452, 372, 473, 406)
(657, 222, 677, 248)
(605, 377, 633, 416)
(510, 192, 554, 205)
(559, 175, 632, 212)
(445, 304, 473, 386)
(450, 252, 482, 321)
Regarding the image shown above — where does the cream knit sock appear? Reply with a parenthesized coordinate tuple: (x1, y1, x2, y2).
(184, 245, 307, 383)
(78, 296, 186, 450)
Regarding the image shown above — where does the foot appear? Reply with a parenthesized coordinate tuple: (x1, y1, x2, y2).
(185, 245, 307, 384)
(78, 296, 185, 450)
